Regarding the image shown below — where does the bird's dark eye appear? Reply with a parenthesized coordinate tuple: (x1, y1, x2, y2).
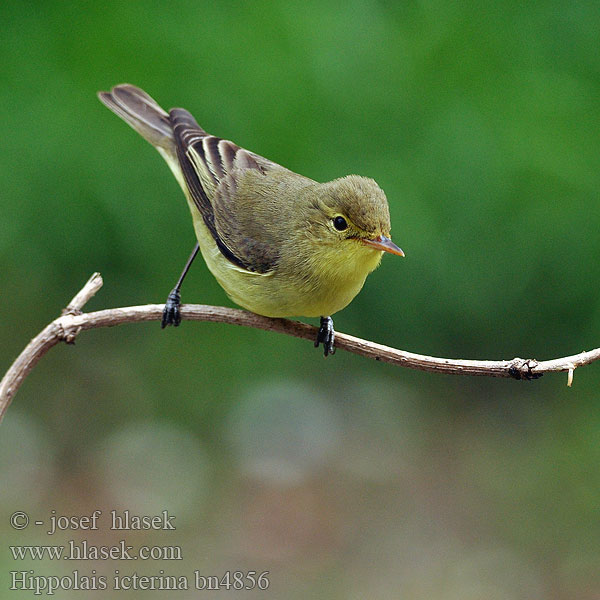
(333, 216, 348, 231)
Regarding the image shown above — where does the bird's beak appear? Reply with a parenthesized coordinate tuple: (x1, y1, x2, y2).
(362, 235, 405, 257)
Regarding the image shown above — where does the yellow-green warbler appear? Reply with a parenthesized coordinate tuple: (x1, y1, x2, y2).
(98, 84, 404, 355)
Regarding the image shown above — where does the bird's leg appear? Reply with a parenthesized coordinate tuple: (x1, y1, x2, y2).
(315, 316, 336, 356)
(161, 243, 200, 328)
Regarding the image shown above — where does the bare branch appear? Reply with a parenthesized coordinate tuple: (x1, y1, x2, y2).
(2, 273, 599, 422)
(63, 272, 104, 315)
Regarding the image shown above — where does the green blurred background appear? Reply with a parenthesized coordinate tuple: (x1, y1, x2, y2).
(1, 0, 599, 598)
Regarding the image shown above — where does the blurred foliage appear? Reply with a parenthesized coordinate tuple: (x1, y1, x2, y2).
(1, 0, 599, 598)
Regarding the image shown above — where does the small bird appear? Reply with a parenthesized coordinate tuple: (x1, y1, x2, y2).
(98, 84, 404, 356)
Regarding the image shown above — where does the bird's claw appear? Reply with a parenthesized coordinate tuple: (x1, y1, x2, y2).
(315, 316, 336, 357)
(162, 288, 182, 328)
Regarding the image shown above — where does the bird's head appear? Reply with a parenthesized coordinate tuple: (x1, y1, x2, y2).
(311, 175, 404, 259)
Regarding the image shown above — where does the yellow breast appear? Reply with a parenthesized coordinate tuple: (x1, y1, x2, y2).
(188, 200, 382, 318)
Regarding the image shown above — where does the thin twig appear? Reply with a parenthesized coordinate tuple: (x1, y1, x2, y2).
(1, 273, 598, 422)
(62, 272, 104, 315)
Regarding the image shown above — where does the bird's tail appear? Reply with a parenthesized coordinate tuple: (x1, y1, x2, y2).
(98, 84, 174, 152)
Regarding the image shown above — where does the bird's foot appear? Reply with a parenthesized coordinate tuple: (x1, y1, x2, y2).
(315, 316, 336, 357)
(161, 288, 182, 328)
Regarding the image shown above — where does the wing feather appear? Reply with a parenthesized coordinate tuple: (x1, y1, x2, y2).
(170, 109, 284, 273)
